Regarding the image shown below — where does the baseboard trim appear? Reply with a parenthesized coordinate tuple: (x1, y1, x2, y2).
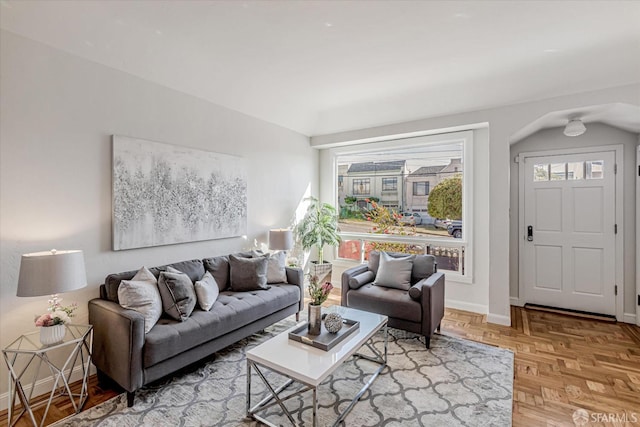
(0, 363, 96, 412)
(623, 312, 637, 324)
(444, 299, 487, 315)
(486, 313, 511, 326)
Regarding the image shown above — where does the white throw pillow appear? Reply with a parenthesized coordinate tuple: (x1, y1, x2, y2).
(373, 252, 415, 290)
(194, 271, 219, 311)
(118, 266, 162, 333)
(251, 250, 287, 284)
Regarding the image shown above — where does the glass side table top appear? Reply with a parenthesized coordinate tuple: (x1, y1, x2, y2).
(3, 324, 92, 354)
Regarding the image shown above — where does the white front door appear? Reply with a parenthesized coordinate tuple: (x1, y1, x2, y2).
(521, 151, 616, 316)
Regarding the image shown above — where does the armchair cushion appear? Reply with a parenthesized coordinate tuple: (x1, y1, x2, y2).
(346, 284, 422, 323)
(349, 271, 375, 289)
(373, 251, 415, 290)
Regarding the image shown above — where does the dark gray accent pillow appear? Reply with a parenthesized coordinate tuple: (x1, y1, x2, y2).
(158, 266, 197, 321)
(229, 254, 269, 291)
(408, 278, 426, 300)
(349, 271, 375, 290)
(202, 256, 230, 292)
(373, 251, 415, 290)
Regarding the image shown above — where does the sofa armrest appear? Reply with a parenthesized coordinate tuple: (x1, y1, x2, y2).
(88, 298, 146, 393)
(341, 264, 370, 306)
(417, 272, 445, 336)
(285, 267, 304, 312)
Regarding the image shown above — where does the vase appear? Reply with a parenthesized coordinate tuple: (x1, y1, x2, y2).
(308, 304, 322, 335)
(40, 324, 66, 346)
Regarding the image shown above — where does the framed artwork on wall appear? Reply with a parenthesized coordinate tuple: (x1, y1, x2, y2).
(112, 135, 247, 250)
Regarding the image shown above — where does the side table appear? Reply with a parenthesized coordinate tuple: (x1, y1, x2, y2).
(2, 324, 93, 427)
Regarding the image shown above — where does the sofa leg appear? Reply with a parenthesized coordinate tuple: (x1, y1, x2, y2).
(127, 391, 135, 407)
(296, 312, 300, 322)
(425, 336, 431, 349)
(436, 322, 441, 333)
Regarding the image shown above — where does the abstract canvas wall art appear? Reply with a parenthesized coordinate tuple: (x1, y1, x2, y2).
(112, 136, 247, 250)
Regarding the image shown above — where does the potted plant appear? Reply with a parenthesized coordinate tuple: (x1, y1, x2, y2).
(294, 197, 341, 282)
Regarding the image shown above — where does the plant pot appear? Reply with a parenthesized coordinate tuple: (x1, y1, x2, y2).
(308, 304, 322, 335)
(40, 324, 66, 346)
(310, 261, 332, 284)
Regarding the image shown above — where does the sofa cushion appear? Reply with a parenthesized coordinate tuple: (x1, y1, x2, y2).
(117, 266, 162, 333)
(194, 271, 219, 311)
(346, 284, 422, 323)
(143, 284, 300, 367)
(202, 256, 230, 292)
(373, 251, 415, 290)
(229, 254, 269, 291)
(158, 267, 197, 321)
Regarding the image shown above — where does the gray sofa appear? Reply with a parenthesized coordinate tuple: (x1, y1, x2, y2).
(341, 251, 445, 348)
(88, 253, 303, 406)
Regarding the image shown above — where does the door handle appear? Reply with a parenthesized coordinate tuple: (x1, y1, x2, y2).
(527, 225, 533, 242)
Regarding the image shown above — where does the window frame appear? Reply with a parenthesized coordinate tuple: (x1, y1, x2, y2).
(327, 130, 474, 282)
(382, 177, 398, 191)
(412, 181, 430, 196)
(352, 178, 370, 195)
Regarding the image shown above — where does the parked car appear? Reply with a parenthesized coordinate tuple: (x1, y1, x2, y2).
(399, 212, 422, 225)
(434, 218, 451, 230)
(447, 220, 463, 238)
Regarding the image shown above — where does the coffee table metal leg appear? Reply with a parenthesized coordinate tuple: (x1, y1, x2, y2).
(245, 359, 251, 418)
(312, 387, 318, 427)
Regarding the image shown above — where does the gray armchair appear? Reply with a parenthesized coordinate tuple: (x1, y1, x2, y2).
(341, 251, 445, 348)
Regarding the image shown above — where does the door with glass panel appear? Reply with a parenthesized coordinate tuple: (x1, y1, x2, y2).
(522, 151, 616, 315)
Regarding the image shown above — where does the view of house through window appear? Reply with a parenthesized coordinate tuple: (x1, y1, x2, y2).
(336, 139, 467, 274)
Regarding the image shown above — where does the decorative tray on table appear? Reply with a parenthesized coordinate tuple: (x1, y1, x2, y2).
(288, 317, 360, 351)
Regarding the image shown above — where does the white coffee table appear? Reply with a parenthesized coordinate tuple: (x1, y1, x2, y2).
(246, 306, 388, 427)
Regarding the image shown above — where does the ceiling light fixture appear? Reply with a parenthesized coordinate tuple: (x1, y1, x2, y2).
(564, 118, 586, 137)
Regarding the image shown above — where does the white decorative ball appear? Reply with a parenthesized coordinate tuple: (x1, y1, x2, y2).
(324, 313, 343, 334)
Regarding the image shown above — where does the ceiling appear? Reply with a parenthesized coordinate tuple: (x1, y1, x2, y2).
(1, 0, 639, 136)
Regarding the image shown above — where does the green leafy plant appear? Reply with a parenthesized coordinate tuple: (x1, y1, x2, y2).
(427, 175, 462, 220)
(294, 197, 341, 264)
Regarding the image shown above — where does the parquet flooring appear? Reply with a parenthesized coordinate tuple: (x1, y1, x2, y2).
(2, 291, 639, 426)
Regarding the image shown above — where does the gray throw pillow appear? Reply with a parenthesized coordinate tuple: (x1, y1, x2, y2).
(373, 251, 415, 290)
(158, 266, 197, 321)
(194, 271, 219, 311)
(251, 250, 287, 284)
(349, 271, 375, 290)
(229, 254, 269, 291)
(203, 256, 230, 292)
(117, 266, 162, 334)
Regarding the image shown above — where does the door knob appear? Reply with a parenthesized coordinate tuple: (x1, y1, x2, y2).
(527, 225, 533, 242)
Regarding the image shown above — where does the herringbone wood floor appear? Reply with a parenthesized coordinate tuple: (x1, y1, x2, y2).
(2, 293, 639, 426)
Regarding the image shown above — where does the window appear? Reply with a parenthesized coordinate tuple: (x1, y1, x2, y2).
(533, 161, 604, 182)
(330, 130, 473, 279)
(382, 177, 397, 191)
(413, 181, 429, 196)
(353, 179, 370, 195)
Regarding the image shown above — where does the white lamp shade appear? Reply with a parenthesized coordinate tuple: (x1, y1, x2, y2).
(564, 119, 586, 137)
(269, 229, 293, 251)
(17, 250, 87, 297)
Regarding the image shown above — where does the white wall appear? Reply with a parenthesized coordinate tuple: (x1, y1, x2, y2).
(312, 83, 640, 326)
(0, 31, 317, 399)
(510, 124, 637, 318)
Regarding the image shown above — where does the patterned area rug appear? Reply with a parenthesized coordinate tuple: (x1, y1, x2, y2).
(53, 317, 513, 426)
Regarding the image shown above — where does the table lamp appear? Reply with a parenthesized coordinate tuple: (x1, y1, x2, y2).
(268, 229, 293, 252)
(17, 249, 87, 308)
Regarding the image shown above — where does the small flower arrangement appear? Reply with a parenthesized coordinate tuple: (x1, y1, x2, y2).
(34, 297, 78, 327)
(308, 274, 333, 306)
